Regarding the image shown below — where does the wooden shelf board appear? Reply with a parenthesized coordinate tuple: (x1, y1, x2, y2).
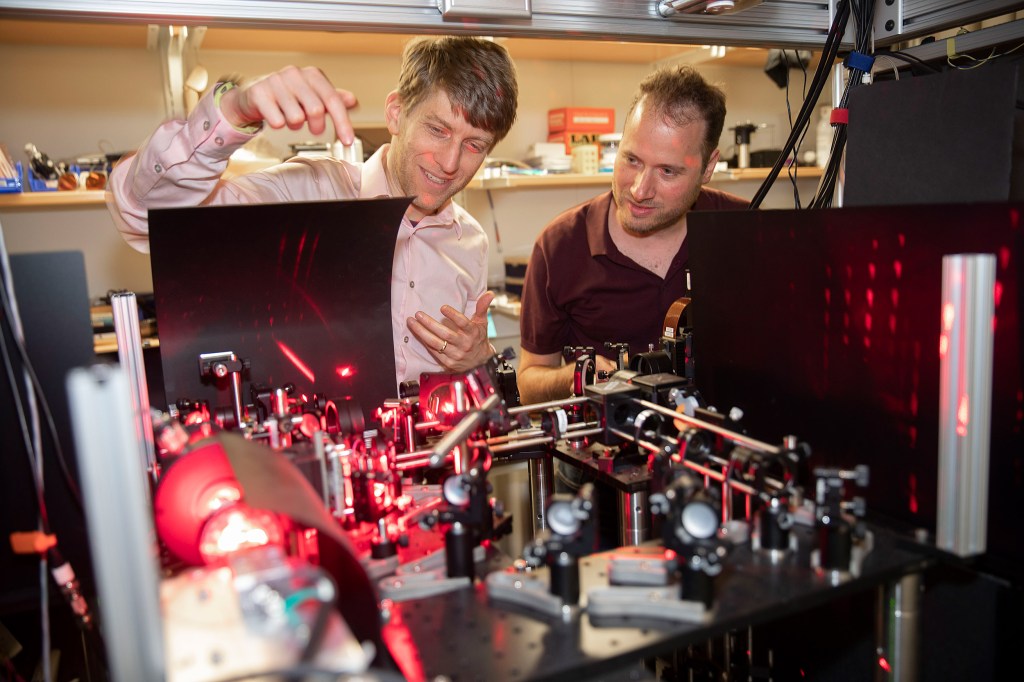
(0, 190, 107, 210)
(465, 166, 821, 190)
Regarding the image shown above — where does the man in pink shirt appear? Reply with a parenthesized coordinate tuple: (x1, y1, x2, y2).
(108, 36, 519, 387)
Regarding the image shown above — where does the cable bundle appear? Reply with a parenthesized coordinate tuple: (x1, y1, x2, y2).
(749, 0, 880, 210)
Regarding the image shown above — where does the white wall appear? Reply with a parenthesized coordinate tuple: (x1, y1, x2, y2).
(0, 39, 828, 299)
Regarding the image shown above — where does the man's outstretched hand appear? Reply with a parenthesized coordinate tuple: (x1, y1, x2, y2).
(219, 66, 359, 144)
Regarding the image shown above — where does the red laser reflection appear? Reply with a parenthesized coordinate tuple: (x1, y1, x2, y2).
(381, 610, 426, 682)
(336, 365, 356, 379)
(275, 339, 316, 383)
(957, 395, 970, 437)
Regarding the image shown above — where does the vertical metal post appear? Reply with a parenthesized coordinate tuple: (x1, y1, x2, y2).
(619, 490, 649, 546)
(67, 364, 165, 682)
(832, 63, 847, 207)
(528, 453, 554, 535)
(876, 573, 921, 682)
(110, 292, 157, 486)
(937, 254, 994, 556)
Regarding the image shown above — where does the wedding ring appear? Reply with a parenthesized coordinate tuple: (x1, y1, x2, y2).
(440, 340, 449, 353)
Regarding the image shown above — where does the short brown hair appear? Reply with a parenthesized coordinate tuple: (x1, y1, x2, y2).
(627, 65, 727, 165)
(397, 36, 519, 146)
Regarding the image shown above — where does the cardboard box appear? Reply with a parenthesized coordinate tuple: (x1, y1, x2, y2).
(548, 130, 604, 154)
(548, 107, 615, 134)
(571, 145, 599, 175)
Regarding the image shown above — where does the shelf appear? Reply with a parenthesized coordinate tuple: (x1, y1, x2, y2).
(466, 173, 612, 190)
(465, 166, 822, 191)
(0, 190, 107, 210)
(0, 167, 825, 207)
(94, 336, 160, 355)
(716, 166, 823, 181)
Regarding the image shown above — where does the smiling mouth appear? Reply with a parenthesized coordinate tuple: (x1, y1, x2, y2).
(629, 201, 656, 214)
(423, 168, 452, 186)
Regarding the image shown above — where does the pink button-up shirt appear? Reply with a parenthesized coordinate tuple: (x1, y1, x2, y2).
(107, 91, 489, 388)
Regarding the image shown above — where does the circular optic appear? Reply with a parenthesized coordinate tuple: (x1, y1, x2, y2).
(680, 501, 719, 540)
(442, 474, 470, 507)
(546, 501, 580, 537)
(199, 504, 285, 563)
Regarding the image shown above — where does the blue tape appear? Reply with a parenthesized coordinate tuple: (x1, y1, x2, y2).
(845, 50, 875, 72)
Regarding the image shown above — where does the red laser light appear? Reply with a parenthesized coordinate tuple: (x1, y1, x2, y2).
(276, 339, 316, 383)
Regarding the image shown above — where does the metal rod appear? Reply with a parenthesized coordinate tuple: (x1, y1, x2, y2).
(508, 395, 590, 415)
(488, 428, 605, 454)
(937, 254, 994, 557)
(110, 292, 157, 486)
(489, 436, 554, 452)
(485, 419, 600, 445)
(634, 398, 781, 454)
(66, 365, 165, 682)
(428, 393, 500, 467)
(395, 447, 437, 464)
(528, 454, 554, 535)
(618, 490, 649, 546)
(877, 573, 921, 682)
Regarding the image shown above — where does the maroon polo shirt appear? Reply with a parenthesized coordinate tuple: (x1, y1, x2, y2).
(520, 188, 748, 359)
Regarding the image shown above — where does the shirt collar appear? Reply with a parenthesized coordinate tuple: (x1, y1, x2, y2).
(591, 190, 693, 275)
(360, 144, 463, 238)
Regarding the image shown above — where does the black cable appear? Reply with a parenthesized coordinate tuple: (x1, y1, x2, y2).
(782, 49, 811, 209)
(811, 125, 847, 208)
(810, 81, 851, 208)
(749, 0, 851, 209)
(878, 49, 943, 73)
(80, 629, 93, 682)
(0, 307, 50, 532)
(782, 50, 799, 208)
(809, 0, 876, 208)
(0, 247, 107, 682)
(0, 272, 84, 512)
(298, 598, 335, 666)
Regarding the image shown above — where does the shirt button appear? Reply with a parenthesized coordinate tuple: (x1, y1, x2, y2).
(403, 336, 409, 343)
(214, 136, 224, 146)
(409, 281, 415, 288)
(154, 164, 162, 173)
(203, 120, 211, 131)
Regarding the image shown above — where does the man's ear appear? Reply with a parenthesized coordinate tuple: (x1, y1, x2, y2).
(384, 91, 402, 136)
(701, 149, 720, 184)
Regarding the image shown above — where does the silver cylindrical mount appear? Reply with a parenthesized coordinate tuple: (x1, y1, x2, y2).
(619, 489, 650, 546)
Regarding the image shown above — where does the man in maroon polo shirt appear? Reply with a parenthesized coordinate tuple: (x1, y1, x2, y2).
(518, 65, 749, 404)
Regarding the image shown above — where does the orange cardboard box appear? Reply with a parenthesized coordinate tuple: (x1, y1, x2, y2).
(547, 107, 615, 134)
(548, 130, 604, 154)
